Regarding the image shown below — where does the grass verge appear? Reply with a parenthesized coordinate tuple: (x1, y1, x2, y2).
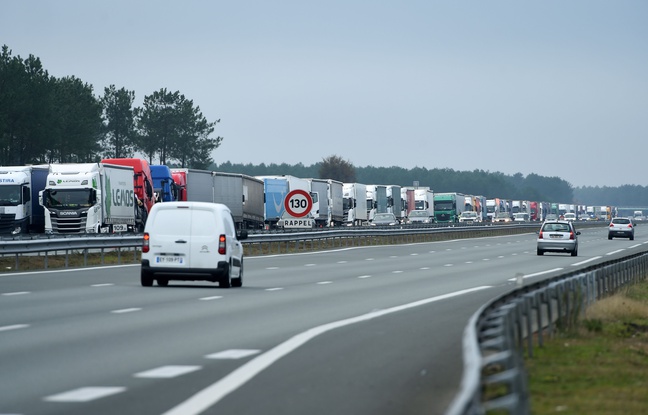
(0, 249, 142, 272)
(525, 281, 648, 414)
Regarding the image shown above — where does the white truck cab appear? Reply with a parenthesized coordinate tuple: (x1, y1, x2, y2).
(141, 202, 248, 288)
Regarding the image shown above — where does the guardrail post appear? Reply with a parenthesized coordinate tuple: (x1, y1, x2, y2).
(523, 295, 534, 358)
(535, 291, 544, 348)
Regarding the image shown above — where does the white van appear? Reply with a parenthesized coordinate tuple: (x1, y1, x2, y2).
(141, 202, 248, 288)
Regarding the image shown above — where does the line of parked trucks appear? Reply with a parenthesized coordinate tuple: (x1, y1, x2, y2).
(0, 162, 617, 235)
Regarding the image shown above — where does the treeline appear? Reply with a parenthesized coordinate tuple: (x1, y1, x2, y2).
(0, 44, 221, 168)
(215, 161, 572, 202)
(214, 161, 648, 207)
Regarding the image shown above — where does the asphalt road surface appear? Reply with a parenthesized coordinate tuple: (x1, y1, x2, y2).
(1, 225, 645, 415)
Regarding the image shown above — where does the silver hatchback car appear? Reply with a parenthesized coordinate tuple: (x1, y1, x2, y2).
(537, 220, 580, 256)
(608, 217, 635, 240)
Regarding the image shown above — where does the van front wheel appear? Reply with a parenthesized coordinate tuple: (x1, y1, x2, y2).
(219, 264, 232, 288)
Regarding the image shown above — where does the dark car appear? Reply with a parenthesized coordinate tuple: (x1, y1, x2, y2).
(370, 212, 398, 226)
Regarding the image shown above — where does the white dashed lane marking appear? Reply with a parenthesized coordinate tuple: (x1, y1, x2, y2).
(0, 324, 29, 332)
(205, 349, 261, 359)
(44, 387, 126, 402)
(200, 296, 223, 301)
(111, 308, 142, 314)
(134, 365, 201, 379)
(2, 291, 30, 296)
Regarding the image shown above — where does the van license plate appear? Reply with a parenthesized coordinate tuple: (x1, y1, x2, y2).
(156, 256, 184, 264)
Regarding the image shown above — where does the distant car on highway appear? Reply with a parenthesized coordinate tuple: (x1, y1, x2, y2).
(608, 217, 635, 240)
(537, 220, 580, 256)
(493, 212, 511, 223)
(370, 212, 399, 226)
(513, 213, 529, 222)
(544, 213, 558, 221)
(459, 211, 479, 223)
(563, 213, 577, 222)
(407, 209, 433, 224)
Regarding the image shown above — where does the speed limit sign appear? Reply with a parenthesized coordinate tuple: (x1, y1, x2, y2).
(284, 189, 313, 218)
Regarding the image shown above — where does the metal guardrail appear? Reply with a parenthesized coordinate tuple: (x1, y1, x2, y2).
(445, 250, 648, 415)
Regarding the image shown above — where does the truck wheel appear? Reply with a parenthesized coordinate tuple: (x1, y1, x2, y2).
(232, 259, 243, 288)
(141, 271, 154, 287)
(220, 263, 232, 288)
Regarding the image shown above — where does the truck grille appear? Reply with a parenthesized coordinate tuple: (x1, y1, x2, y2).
(51, 216, 88, 234)
(0, 213, 16, 233)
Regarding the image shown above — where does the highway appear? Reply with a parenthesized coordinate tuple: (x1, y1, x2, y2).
(1, 224, 646, 415)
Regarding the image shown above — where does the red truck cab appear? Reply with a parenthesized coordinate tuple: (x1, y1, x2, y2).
(171, 168, 188, 201)
(101, 158, 156, 228)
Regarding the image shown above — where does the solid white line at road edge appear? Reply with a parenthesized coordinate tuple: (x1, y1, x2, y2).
(162, 285, 493, 415)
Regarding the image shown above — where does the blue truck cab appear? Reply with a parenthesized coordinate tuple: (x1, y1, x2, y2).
(150, 165, 177, 202)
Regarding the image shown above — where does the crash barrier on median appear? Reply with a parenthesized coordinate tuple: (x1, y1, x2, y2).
(445, 250, 648, 415)
(0, 222, 609, 272)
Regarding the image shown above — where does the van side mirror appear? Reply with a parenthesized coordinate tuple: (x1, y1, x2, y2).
(238, 229, 249, 240)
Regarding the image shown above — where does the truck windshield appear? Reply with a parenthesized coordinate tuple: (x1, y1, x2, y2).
(0, 185, 22, 206)
(435, 201, 454, 210)
(414, 200, 427, 210)
(44, 189, 93, 208)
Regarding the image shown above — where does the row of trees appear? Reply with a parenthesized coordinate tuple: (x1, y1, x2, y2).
(215, 157, 576, 204)
(0, 45, 221, 168)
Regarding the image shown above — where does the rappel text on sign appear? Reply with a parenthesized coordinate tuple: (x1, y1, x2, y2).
(281, 218, 313, 228)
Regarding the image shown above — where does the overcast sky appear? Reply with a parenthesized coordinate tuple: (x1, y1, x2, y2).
(3, 1, 647, 187)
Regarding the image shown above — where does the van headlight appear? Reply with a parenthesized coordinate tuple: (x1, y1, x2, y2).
(11, 226, 22, 235)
